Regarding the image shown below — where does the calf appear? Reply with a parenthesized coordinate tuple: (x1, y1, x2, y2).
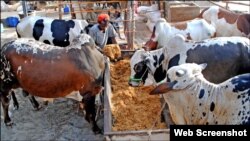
(129, 34, 250, 86)
(150, 63, 250, 125)
(144, 18, 216, 50)
(0, 34, 105, 133)
(199, 6, 250, 38)
(16, 16, 89, 47)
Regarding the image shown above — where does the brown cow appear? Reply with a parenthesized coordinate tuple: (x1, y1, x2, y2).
(0, 34, 105, 133)
(199, 6, 250, 38)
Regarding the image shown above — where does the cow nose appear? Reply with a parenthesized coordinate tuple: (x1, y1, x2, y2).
(128, 82, 133, 86)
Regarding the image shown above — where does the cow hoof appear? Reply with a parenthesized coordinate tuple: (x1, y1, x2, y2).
(13, 104, 19, 110)
(5, 121, 13, 127)
(43, 101, 49, 106)
(33, 105, 42, 111)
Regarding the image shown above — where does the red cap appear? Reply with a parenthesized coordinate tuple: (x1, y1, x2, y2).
(98, 13, 110, 23)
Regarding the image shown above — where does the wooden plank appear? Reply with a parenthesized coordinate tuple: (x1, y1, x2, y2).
(165, 1, 200, 22)
(222, 1, 250, 6)
(105, 129, 169, 136)
(103, 58, 113, 134)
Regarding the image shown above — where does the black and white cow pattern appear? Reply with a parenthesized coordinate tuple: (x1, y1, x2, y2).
(16, 16, 88, 47)
(150, 63, 250, 125)
(129, 34, 250, 86)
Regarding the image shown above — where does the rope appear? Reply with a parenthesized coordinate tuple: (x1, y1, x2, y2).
(147, 98, 167, 140)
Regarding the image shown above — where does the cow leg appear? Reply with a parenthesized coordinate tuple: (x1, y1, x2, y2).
(22, 90, 41, 110)
(0, 92, 12, 126)
(83, 94, 101, 134)
(28, 95, 41, 110)
(11, 91, 19, 110)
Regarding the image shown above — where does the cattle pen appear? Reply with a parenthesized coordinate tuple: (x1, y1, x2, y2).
(102, 59, 170, 140)
(1, 1, 250, 141)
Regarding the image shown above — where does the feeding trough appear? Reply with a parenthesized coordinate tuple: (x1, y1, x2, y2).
(102, 54, 170, 141)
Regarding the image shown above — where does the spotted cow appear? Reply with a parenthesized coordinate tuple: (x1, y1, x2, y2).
(0, 34, 105, 133)
(16, 16, 89, 47)
(144, 18, 216, 50)
(14, 16, 89, 109)
(150, 63, 250, 125)
(199, 6, 250, 38)
(129, 34, 250, 86)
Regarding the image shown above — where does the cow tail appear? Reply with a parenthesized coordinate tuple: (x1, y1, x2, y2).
(16, 28, 21, 38)
(15, 23, 21, 38)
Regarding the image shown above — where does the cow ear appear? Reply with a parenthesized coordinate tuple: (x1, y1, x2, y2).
(199, 63, 207, 71)
(141, 52, 149, 60)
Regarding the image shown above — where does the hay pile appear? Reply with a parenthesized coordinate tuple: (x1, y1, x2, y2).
(110, 59, 166, 131)
(103, 44, 121, 61)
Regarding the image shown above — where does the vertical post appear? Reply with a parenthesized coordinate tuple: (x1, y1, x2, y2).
(58, 1, 62, 19)
(69, 0, 76, 19)
(225, 2, 229, 10)
(127, 0, 135, 50)
(163, 1, 166, 19)
(22, 0, 28, 17)
(78, 0, 84, 19)
(131, 0, 135, 50)
(124, 2, 128, 44)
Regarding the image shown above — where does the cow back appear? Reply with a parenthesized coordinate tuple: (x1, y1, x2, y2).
(1, 35, 105, 98)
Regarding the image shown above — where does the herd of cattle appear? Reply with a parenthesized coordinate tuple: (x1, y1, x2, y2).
(129, 6, 250, 125)
(0, 5, 249, 134)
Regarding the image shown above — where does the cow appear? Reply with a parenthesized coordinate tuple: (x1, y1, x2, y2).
(198, 6, 250, 38)
(16, 16, 89, 47)
(150, 63, 250, 125)
(143, 18, 216, 50)
(1, 1, 20, 12)
(14, 16, 89, 109)
(129, 34, 250, 87)
(135, 4, 161, 32)
(0, 34, 105, 133)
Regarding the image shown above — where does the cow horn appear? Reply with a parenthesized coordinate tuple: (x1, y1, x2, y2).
(150, 81, 177, 95)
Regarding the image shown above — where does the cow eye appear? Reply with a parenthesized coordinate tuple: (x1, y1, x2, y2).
(134, 64, 142, 72)
(176, 70, 185, 77)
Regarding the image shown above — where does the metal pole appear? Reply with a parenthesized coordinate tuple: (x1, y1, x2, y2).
(22, 0, 28, 17)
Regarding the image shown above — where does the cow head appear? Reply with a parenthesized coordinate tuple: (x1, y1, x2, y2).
(144, 18, 170, 50)
(129, 47, 168, 87)
(129, 49, 156, 86)
(150, 63, 207, 95)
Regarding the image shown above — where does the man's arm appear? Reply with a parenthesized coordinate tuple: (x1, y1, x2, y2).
(88, 27, 96, 42)
(111, 37, 117, 44)
(108, 24, 118, 44)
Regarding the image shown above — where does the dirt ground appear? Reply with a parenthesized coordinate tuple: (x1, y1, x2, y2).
(0, 89, 104, 141)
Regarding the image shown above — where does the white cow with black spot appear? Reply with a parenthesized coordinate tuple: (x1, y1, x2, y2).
(129, 34, 250, 87)
(150, 63, 250, 125)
